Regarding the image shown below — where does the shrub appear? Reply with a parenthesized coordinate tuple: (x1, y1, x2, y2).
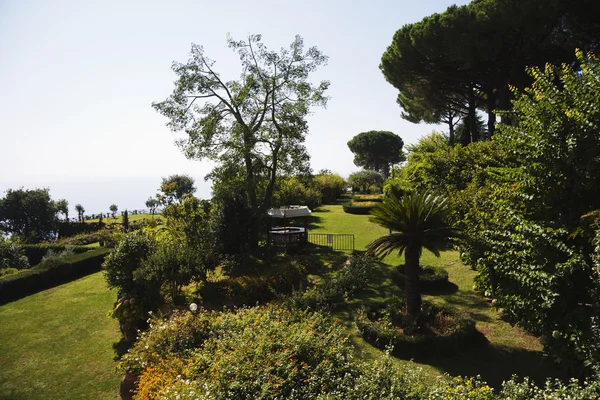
(342, 201, 378, 215)
(21, 244, 90, 266)
(314, 171, 346, 204)
(0, 267, 19, 278)
(356, 299, 480, 359)
(391, 264, 449, 292)
(0, 239, 29, 270)
(103, 231, 161, 320)
(39, 246, 76, 268)
(124, 305, 415, 400)
(283, 252, 376, 311)
(56, 232, 102, 246)
(0, 247, 109, 304)
(201, 258, 306, 308)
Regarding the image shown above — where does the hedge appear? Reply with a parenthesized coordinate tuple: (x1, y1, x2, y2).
(21, 244, 91, 266)
(342, 202, 377, 215)
(58, 221, 104, 238)
(352, 195, 383, 203)
(0, 248, 110, 304)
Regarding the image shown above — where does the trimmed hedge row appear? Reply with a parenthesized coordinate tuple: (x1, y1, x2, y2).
(342, 202, 377, 215)
(352, 195, 383, 203)
(58, 221, 104, 238)
(22, 244, 92, 266)
(0, 248, 110, 304)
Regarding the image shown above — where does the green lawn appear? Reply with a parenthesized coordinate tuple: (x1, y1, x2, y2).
(0, 272, 120, 400)
(310, 204, 565, 388)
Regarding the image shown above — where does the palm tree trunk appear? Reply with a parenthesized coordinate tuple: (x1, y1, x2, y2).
(404, 246, 421, 317)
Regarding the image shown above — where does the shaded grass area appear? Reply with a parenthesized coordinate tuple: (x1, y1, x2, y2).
(0, 272, 120, 400)
(310, 204, 565, 388)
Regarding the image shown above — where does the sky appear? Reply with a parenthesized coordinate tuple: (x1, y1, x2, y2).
(0, 0, 469, 215)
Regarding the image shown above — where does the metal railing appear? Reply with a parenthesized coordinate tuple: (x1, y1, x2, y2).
(308, 233, 355, 251)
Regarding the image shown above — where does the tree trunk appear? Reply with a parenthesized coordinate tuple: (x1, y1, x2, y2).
(243, 135, 259, 251)
(468, 89, 478, 143)
(448, 117, 455, 146)
(404, 246, 421, 317)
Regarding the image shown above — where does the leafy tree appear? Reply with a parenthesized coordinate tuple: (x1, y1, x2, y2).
(75, 204, 85, 223)
(153, 34, 329, 250)
(313, 170, 346, 204)
(0, 188, 60, 243)
(381, 0, 600, 142)
(122, 209, 129, 232)
(55, 199, 69, 221)
(145, 197, 159, 215)
(367, 191, 459, 317)
(109, 204, 118, 218)
(347, 131, 404, 178)
(347, 170, 384, 193)
(158, 174, 196, 205)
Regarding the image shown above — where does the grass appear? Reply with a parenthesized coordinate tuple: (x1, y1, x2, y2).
(309, 204, 565, 388)
(0, 272, 121, 400)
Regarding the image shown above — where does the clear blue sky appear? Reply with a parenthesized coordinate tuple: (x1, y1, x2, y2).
(0, 0, 468, 214)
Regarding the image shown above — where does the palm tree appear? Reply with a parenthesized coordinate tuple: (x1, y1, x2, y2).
(74, 204, 85, 223)
(366, 191, 460, 317)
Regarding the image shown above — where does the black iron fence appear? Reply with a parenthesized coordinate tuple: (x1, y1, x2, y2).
(308, 233, 355, 251)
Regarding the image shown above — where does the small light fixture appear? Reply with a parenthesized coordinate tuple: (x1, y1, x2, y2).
(189, 303, 198, 313)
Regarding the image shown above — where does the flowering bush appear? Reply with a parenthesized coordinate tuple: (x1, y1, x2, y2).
(123, 305, 432, 400)
(122, 304, 600, 399)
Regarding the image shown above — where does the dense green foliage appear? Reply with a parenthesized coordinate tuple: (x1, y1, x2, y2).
(347, 131, 404, 177)
(0, 188, 62, 243)
(122, 304, 600, 399)
(356, 298, 479, 359)
(391, 51, 600, 375)
(21, 244, 90, 266)
(285, 251, 376, 311)
(313, 170, 346, 204)
(58, 220, 103, 238)
(0, 247, 108, 304)
(0, 238, 29, 271)
(460, 51, 600, 375)
(272, 176, 321, 210)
